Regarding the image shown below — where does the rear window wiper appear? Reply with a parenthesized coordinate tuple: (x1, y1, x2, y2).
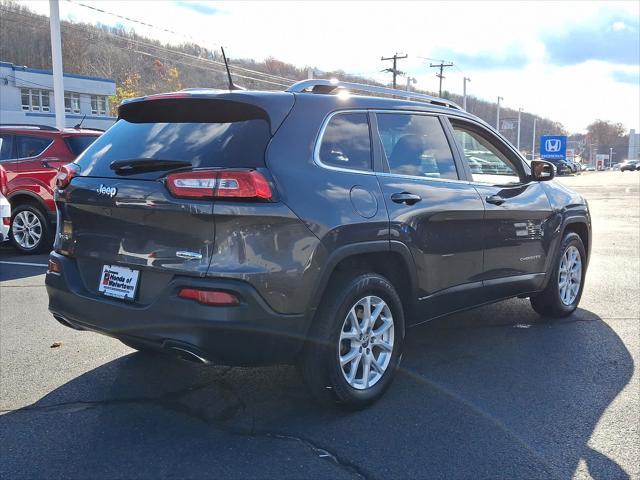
(110, 158, 192, 174)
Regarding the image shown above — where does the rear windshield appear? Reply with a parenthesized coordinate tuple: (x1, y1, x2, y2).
(74, 99, 270, 178)
(64, 135, 98, 156)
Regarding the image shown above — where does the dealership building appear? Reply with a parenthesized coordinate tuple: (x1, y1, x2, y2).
(0, 61, 116, 130)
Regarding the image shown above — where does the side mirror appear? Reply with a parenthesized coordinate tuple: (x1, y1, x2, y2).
(531, 160, 555, 181)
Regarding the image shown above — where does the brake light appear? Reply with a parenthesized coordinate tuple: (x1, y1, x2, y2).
(56, 164, 78, 189)
(166, 170, 272, 200)
(144, 92, 192, 101)
(178, 288, 239, 306)
(47, 258, 61, 274)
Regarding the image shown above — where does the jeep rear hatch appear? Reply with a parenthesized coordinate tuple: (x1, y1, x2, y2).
(55, 94, 292, 301)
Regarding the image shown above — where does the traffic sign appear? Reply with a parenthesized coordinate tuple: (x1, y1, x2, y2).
(540, 135, 567, 160)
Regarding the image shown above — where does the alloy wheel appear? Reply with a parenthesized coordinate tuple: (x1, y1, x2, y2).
(558, 245, 582, 305)
(338, 295, 394, 390)
(12, 210, 43, 250)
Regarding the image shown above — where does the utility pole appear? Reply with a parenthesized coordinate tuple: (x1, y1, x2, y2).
(462, 77, 471, 111)
(609, 147, 614, 168)
(496, 96, 503, 130)
(516, 108, 522, 150)
(405, 76, 416, 91)
(531, 118, 537, 160)
(381, 53, 407, 89)
(49, 0, 65, 130)
(429, 61, 454, 97)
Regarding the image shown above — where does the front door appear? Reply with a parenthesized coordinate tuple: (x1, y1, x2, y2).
(448, 118, 557, 298)
(373, 112, 486, 322)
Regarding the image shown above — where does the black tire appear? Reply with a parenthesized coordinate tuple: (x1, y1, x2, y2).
(300, 273, 405, 408)
(9, 203, 53, 255)
(530, 232, 586, 318)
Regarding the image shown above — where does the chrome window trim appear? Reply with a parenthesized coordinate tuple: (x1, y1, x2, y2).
(313, 108, 474, 183)
(313, 109, 376, 176)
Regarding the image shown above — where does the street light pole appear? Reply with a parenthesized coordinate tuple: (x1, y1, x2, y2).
(531, 118, 537, 160)
(462, 77, 470, 111)
(49, 0, 65, 130)
(516, 108, 522, 150)
(496, 96, 503, 130)
(609, 147, 614, 168)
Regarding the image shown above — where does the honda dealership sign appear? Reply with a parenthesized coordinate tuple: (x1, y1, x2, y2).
(540, 135, 567, 160)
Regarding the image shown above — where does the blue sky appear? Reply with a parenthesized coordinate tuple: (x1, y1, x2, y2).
(19, 0, 640, 133)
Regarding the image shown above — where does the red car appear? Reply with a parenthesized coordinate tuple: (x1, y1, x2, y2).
(0, 124, 101, 254)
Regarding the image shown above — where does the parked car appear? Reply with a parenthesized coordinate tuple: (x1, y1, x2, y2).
(46, 81, 592, 407)
(0, 192, 10, 242)
(547, 158, 573, 175)
(619, 160, 638, 172)
(0, 124, 101, 254)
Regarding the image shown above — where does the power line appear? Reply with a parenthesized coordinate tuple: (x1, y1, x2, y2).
(0, 8, 295, 88)
(381, 53, 407, 89)
(1, 7, 297, 85)
(67, 0, 213, 49)
(66, 1, 297, 83)
(429, 61, 454, 97)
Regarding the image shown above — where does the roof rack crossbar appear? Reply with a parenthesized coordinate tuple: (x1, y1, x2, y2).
(286, 79, 462, 110)
(0, 123, 59, 131)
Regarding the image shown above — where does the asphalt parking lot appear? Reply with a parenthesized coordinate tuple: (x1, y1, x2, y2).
(1, 171, 638, 480)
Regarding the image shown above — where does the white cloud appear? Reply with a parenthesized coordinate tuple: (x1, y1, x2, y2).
(16, 0, 640, 132)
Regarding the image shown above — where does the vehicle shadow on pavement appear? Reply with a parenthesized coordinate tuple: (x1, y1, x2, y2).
(0, 246, 49, 282)
(0, 300, 634, 479)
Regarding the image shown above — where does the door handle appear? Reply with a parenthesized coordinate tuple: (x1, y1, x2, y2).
(486, 194, 506, 206)
(391, 192, 422, 205)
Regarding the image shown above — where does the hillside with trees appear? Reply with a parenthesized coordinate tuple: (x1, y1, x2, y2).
(0, 0, 602, 158)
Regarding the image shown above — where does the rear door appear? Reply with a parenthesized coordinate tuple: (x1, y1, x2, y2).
(373, 112, 486, 321)
(447, 117, 556, 297)
(55, 97, 275, 301)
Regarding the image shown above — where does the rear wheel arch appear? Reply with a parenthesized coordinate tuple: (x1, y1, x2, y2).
(8, 191, 51, 218)
(307, 241, 418, 324)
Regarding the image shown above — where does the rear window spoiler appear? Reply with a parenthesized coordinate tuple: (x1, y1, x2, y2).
(118, 92, 295, 136)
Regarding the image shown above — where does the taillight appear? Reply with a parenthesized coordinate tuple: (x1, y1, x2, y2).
(56, 164, 78, 189)
(166, 170, 272, 200)
(178, 288, 239, 306)
(165, 170, 217, 198)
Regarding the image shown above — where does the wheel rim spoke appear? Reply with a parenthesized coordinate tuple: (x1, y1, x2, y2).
(338, 295, 394, 390)
(558, 245, 582, 306)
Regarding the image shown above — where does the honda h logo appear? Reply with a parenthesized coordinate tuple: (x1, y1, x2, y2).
(545, 139, 562, 152)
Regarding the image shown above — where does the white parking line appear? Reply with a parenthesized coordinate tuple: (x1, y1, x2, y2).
(0, 261, 48, 267)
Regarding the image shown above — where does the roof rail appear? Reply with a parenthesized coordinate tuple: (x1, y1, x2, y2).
(286, 79, 462, 110)
(0, 124, 59, 131)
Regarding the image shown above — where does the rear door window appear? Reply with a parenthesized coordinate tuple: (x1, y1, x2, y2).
(0, 134, 14, 161)
(74, 100, 271, 179)
(318, 112, 372, 171)
(16, 135, 53, 159)
(64, 135, 98, 156)
(376, 113, 458, 179)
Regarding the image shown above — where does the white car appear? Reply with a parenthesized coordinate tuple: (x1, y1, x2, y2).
(0, 193, 10, 242)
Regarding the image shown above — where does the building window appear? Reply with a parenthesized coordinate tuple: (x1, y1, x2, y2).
(91, 95, 109, 116)
(20, 88, 51, 112)
(64, 92, 80, 114)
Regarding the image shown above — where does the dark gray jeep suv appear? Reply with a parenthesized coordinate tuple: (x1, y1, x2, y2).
(46, 80, 591, 407)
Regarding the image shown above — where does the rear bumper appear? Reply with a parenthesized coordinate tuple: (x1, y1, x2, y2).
(46, 252, 307, 365)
